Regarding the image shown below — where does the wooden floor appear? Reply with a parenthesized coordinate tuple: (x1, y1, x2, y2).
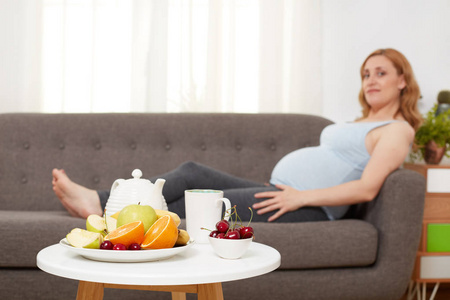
(401, 283, 450, 300)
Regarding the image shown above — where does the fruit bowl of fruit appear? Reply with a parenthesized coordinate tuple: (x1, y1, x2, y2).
(60, 238, 194, 263)
(206, 206, 254, 259)
(62, 204, 193, 262)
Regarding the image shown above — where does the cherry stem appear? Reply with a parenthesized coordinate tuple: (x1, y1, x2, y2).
(246, 207, 253, 227)
(223, 205, 236, 220)
(236, 210, 244, 227)
(232, 206, 238, 231)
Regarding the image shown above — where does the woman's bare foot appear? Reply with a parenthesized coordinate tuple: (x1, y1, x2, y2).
(52, 168, 103, 219)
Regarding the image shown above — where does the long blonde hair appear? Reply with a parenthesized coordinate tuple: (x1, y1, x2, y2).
(358, 48, 422, 131)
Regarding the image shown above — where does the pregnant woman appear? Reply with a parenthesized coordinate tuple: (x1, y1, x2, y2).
(52, 48, 421, 222)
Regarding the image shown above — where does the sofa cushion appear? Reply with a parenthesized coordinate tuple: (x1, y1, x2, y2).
(251, 219, 378, 270)
(0, 211, 85, 267)
(1, 210, 377, 270)
(1, 209, 377, 270)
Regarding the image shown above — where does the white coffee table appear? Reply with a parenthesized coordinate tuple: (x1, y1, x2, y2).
(37, 242, 281, 300)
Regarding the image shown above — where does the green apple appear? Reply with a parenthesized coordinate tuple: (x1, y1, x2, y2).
(116, 204, 157, 233)
(105, 216, 117, 233)
(86, 215, 106, 235)
(66, 228, 103, 249)
(86, 214, 117, 236)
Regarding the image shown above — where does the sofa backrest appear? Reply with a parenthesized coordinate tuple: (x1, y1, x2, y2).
(0, 113, 332, 211)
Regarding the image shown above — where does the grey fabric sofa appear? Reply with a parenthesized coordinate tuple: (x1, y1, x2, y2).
(0, 113, 425, 300)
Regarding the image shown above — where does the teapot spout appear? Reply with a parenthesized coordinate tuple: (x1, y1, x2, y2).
(151, 178, 168, 210)
(154, 178, 166, 192)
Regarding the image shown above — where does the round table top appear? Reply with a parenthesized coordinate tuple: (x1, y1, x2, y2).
(36, 242, 281, 286)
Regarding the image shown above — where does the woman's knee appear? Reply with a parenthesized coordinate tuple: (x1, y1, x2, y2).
(177, 161, 204, 173)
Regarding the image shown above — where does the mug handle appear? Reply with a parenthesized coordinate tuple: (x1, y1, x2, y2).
(217, 197, 232, 221)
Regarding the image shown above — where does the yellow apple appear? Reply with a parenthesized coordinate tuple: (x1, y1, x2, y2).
(154, 209, 181, 227)
(110, 211, 121, 219)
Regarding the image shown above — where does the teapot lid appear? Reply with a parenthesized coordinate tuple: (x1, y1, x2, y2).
(111, 169, 152, 194)
(106, 168, 166, 212)
(132, 169, 143, 179)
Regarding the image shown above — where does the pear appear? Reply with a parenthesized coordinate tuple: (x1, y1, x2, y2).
(66, 228, 103, 249)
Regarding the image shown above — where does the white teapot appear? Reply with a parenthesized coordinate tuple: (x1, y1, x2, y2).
(104, 169, 168, 216)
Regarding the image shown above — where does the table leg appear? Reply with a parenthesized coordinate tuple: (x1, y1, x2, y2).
(171, 291, 187, 300)
(197, 283, 223, 300)
(76, 281, 104, 300)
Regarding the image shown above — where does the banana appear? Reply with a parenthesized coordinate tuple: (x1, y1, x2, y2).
(175, 229, 190, 246)
(154, 209, 181, 227)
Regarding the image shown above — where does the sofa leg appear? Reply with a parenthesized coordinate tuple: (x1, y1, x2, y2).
(407, 281, 441, 300)
(428, 282, 440, 300)
(407, 280, 414, 300)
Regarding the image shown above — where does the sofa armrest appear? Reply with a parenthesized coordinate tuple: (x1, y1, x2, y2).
(362, 168, 425, 241)
(356, 168, 425, 283)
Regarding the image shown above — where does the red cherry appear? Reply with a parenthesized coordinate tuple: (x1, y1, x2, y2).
(216, 220, 230, 233)
(225, 230, 241, 239)
(238, 226, 254, 239)
(209, 230, 220, 238)
(100, 240, 114, 250)
(113, 243, 127, 250)
(128, 243, 141, 250)
(216, 233, 226, 239)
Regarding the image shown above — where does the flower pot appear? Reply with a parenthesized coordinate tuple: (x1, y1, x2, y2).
(424, 140, 446, 164)
(435, 103, 450, 116)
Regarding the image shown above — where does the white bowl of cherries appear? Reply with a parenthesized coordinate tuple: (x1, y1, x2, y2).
(207, 206, 254, 259)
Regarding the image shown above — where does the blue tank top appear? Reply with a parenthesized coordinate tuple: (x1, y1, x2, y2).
(270, 120, 398, 220)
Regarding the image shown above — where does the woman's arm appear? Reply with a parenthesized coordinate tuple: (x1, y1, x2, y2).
(253, 122, 415, 221)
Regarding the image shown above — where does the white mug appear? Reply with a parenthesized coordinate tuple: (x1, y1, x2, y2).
(185, 189, 231, 243)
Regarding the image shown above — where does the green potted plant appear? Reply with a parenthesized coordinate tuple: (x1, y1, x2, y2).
(410, 103, 450, 164)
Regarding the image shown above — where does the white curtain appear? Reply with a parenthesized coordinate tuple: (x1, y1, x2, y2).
(0, 0, 42, 112)
(0, 0, 322, 115)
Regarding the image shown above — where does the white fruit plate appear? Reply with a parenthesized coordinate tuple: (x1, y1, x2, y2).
(59, 238, 195, 263)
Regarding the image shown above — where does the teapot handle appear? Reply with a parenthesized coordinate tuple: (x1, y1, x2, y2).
(110, 179, 125, 193)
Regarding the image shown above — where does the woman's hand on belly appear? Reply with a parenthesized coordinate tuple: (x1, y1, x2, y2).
(253, 184, 304, 222)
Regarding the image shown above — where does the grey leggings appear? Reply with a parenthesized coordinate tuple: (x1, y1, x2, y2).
(99, 161, 328, 222)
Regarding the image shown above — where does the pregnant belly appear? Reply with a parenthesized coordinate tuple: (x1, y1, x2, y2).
(270, 146, 362, 190)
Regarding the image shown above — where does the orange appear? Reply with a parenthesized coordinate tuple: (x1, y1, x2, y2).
(141, 215, 178, 249)
(108, 220, 145, 248)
